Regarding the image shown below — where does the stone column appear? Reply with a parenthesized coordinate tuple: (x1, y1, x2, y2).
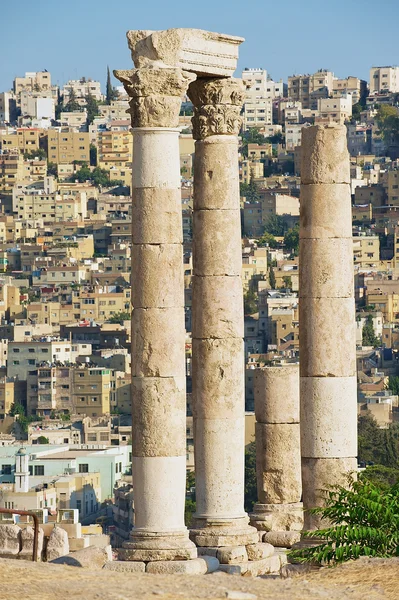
(299, 124, 357, 530)
(114, 66, 197, 561)
(188, 78, 258, 549)
(250, 366, 303, 536)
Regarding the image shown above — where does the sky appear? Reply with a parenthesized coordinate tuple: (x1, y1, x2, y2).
(1, 0, 399, 93)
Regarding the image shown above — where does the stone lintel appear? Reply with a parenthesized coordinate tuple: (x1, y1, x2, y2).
(126, 29, 244, 77)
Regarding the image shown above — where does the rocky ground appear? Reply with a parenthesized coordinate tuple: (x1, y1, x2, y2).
(0, 556, 397, 600)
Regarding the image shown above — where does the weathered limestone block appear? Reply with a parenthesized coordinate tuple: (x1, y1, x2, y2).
(131, 244, 183, 308)
(302, 457, 358, 529)
(19, 526, 44, 561)
(301, 124, 350, 185)
(132, 188, 182, 245)
(254, 366, 299, 424)
(0, 524, 21, 556)
(263, 530, 301, 548)
(250, 503, 304, 532)
(132, 128, 183, 186)
(192, 518, 258, 548)
(217, 546, 248, 564)
(145, 557, 208, 574)
(223, 555, 281, 576)
(192, 137, 240, 209)
(50, 546, 109, 569)
(301, 376, 358, 458)
(131, 377, 186, 457)
(46, 526, 69, 562)
(126, 29, 243, 77)
(194, 418, 246, 519)
(299, 184, 352, 239)
(256, 423, 302, 504)
(246, 542, 274, 561)
(192, 338, 244, 420)
(299, 238, 354, 299)
(193, 210, 242, 277)
(132, 307, 185, 378)
(299, 297, 356, 378)
(192, 275, 244, 339)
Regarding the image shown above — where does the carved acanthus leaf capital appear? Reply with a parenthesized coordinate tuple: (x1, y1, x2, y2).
(188, 77, 245, 139)
(114, 67, 195, 128)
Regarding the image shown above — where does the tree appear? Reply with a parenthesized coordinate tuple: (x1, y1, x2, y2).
(107, 311, 131, 324)
(282, 275, 292, 289)
(47, 162, 57, 177)
(388, 376, 399, 395)
(244, 288, 258, 315)
(360, 465, 399, 489)
(264, 214, 287, 236)
(269, 266, 276, 289)
(85, 92, 100, 125)
(24, 148, 47, 160)
(244, 442, 258, 513)
(106, 66, 118, 105)
(90, 144, 97, 167)
(257, 231, 278, 248)
(9, 403, 25, 417)
(240, 175, 260, 202)
(240, 128, 268, 157)
(37, 436, 49, 444)
(376, 105, 399, 144)
(63, 88, 81, 113)
(284, 224, 299, 255)
(362, 314, 380, 347)
(289, 478, 399, 565)
(352, 102, 363, 122)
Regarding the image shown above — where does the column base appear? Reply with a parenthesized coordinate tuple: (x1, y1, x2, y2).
(120, 529, 197, 562)
(250, 502, 304, 532)
(190, 516, 258, 548)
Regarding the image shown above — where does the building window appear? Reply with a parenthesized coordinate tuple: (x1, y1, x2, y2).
(2, 464, 12, 475)
(34, 465, 44, 476)
(79, 463, 89, 473)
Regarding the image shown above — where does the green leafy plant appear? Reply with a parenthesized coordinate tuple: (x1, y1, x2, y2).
(289, 479, 399, 565)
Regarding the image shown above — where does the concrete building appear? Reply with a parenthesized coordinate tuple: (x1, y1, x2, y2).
(288, 70, 334, 110)
(0, 92, 17, 124)
(370, 66, 399, 94)
(46, 130, 90, 164)
(13, 72, 52, 97)
(72, 367, 111, 418)
(316, 96, 352, 125)
(332, 76, 367, 105)
(62, 78, 103, 105)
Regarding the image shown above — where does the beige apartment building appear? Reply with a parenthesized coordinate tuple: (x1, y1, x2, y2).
(55, 472, 101, 520)
(316, 96, 352, 124)
(353, 234, 380, 268)
(332, 76, 366, 105)
(0, 128, 42, 154)
(97, 129, 132, 170)
(47, 130, 90, 164)
(78, 288, 131, 322)
(288, 69, 334, 109)
(62, 78, 103, 105)
(13, 71, 52, 96)
(72, 367, 111, 417)
(0, 153, 25, 193)
(370, 66, 399, 94)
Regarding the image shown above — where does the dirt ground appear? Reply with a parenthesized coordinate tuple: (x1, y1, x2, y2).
(0, 556, 397, 600)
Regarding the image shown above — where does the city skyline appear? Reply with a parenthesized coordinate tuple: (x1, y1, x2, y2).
(2, 0, 399, 93)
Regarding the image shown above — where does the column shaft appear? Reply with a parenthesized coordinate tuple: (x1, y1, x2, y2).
(115, 67, 197, 561)
(250, 366, 303, 533)
(299, 124, 357, 531)
(188, 78, 258, 548)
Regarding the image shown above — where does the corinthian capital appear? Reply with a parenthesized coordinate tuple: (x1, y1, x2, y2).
(114, 68, 195, 128)
(188, 77, 245, 140)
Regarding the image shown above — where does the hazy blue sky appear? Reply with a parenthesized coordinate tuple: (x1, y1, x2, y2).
(2, 0, 399, 93)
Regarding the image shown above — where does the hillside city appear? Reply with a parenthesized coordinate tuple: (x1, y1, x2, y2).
(0, 63, 399, 551)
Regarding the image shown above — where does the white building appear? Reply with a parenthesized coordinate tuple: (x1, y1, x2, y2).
(316, 95, 352, 124)
(286, 123, 311, 150)
(20, 94, 55, 121)
(241, 68, 284, 130)
(370, 66, 399, 94)
(0, 92, 17, 124)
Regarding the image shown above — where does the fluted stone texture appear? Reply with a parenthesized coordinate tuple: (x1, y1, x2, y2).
(115, 63, 196, 561)
(250, 366, 303, 533)
(189, 78, 257, 548)
(299, 124, 357, 530)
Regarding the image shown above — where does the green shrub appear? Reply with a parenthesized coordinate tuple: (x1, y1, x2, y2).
(289, 479, 399, 565)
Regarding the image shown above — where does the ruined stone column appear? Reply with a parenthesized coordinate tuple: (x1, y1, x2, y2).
(188, 78, 258, 549)
(250, 366, 303, 536)
(114, 66, 197, 561)
(299, 124, 357, 530)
